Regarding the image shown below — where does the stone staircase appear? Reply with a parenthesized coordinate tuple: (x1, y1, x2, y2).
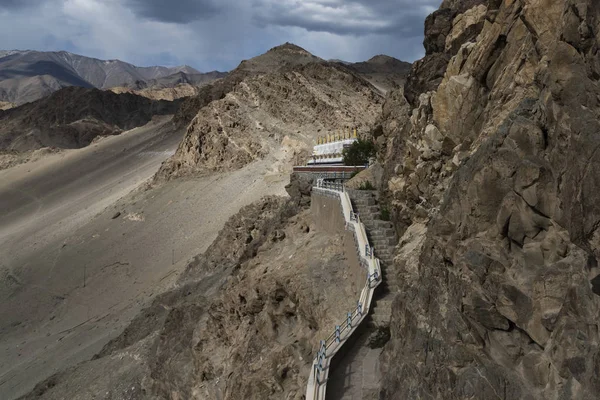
(348, 190, 397, 328)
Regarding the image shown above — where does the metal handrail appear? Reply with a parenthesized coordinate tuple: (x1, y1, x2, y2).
(307, 183, 383, 400)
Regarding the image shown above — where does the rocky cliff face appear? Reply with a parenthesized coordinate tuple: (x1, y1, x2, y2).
(378, 0, 600, 398)
(157, 45, 383, 179)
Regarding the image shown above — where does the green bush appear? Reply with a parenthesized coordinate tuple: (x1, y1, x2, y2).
(358, 180, 375, 191)
(380, 207, 390, 221)
(343, 138, 376, 166)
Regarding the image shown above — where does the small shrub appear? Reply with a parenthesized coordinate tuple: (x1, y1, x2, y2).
(380, 207, 390, 221)
(343, 138, 376, 166)
(358, 180, 375, 191)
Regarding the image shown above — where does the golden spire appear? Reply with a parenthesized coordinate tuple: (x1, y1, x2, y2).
(353, 128, 358, 138)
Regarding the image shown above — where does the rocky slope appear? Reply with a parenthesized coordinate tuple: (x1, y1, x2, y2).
(21, 184, 364, 400)
(0, 101, 14, 110)
(109, 71, 228, 101)
(0, 50, 222, 105)
(172, 43, 325, 127)
(13, 43, 395, 400)
(337, 55, 412, 94)
(159, 44, 383, 179)
(0, 86, 180, 152)
(375, 0, 600, 398)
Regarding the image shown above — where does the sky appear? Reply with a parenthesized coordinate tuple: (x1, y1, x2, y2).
(0, 0, 443, 72)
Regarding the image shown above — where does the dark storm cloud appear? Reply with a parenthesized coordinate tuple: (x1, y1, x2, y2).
(0, 0, 443, 72)
(253, 0, 440, 37)
(0, 0, 48, 10)
(124, 0, 222, 23)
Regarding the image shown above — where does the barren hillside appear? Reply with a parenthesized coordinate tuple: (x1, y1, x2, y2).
(0, 50, 223, 105)
(172, 43, 326, 127)
(338, 55, 412, 93)
(0, 86, 181, 153)
(109, 71, 228, 101)
(159, 45, 383, 179)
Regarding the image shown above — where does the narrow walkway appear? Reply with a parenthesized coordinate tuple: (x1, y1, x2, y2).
(326, 190, 397, 400)
(325, 328, 383, 400)
(306, 185, 383, 400)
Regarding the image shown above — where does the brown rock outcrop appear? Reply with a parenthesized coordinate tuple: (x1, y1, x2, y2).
(378, 0, 600, 398)
(405, 0, 487, 105)
(172, 43, 324, 127)
(156, 46, 383, 180)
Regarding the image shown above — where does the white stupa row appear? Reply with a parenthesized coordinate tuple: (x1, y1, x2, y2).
(308, 129, 358, 165)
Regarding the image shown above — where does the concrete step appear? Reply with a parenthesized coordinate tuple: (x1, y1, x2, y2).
(373, 248, 394, 257)
(369, 229, 395, 238)
(357, 213, 379, 223)
(372, 227, 396, 238)
(375, 251, 395, 260)
(374, 246, 395, 253)
(355, 204, 379, 213)
(371, 237, 397, 247)
(353, 198, 377, 207)
(348, 190, 377, 199)
(372, 220, 393, 229)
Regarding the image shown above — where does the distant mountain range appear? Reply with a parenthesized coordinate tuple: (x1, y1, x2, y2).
(0, 50, 226, 106)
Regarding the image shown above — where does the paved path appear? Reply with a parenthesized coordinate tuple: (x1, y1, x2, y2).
(324, 189, 397, 400)
(326, 328, 383, 400)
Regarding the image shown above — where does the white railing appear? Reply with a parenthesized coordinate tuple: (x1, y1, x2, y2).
(306, 182, 382, 400)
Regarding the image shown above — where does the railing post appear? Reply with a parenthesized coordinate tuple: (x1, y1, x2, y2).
(335, 326, 341, 343)
(357, 301, 363, 317)
(347, 312, 352, 329)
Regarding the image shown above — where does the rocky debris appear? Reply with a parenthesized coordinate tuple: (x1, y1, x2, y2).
(156, 49, 383, 180)
(378, 0, 600, 398)
(0, 101, 13, 110)
(285, 173, 313, 208)
(21, 196, 363, 400)
(0, 86, 181, 152)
